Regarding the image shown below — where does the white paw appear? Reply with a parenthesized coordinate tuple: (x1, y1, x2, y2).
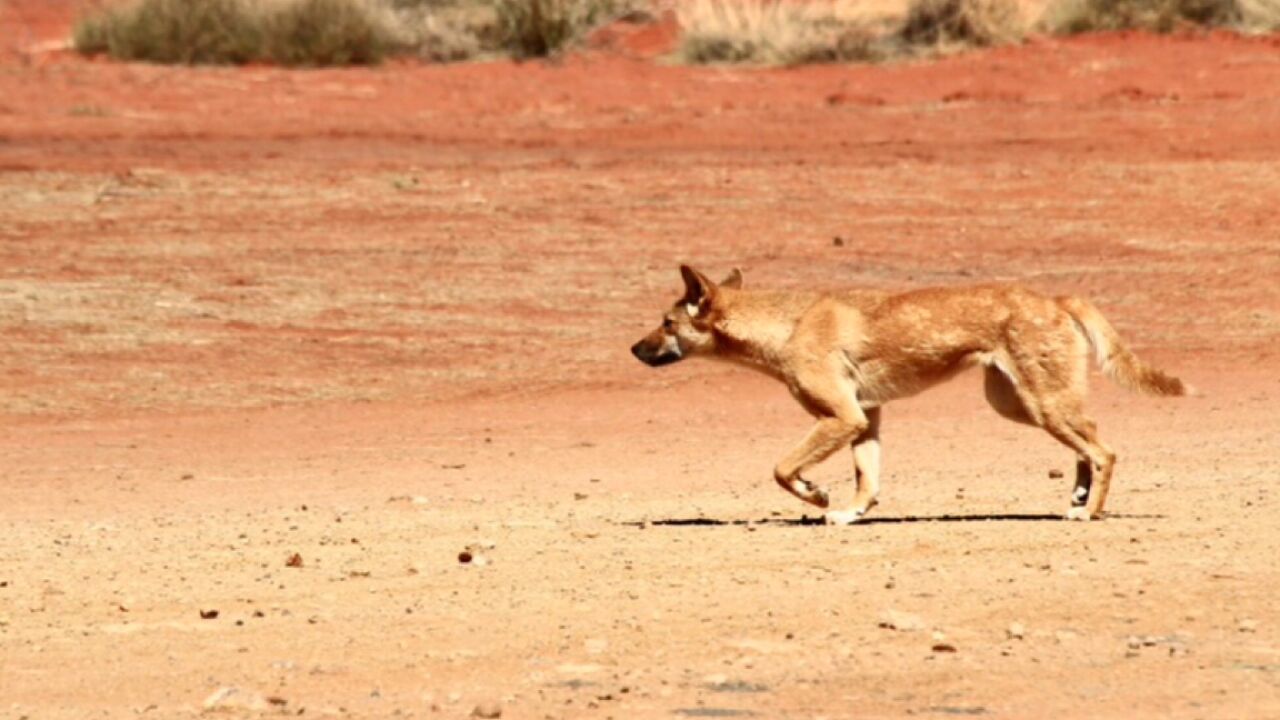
(1065, 506, 1091, 522)
(824, 509, 866, 526)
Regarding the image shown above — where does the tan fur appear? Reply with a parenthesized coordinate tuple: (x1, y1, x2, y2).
(631, 266, 1187, 522)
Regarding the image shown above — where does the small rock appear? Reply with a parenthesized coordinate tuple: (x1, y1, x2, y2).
(1006, 622, 1025, 640)
(388, 495, 429, 506)
(458, 551, 473, 564)
(286, 553, 303, 568)
(1048, 469, 1064, 479)
(199, 609, 219, 620)
(203, 687, 267, 712)
(931, 643, 957, 653)
(878, 609, 924, 632)
(1238, 618, 1259, 633)
(472, 702, 502, 718)
(556, 663, 603, 674)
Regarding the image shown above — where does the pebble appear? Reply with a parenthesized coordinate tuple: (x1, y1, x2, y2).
(1238, 618, 1259, 633)
(1006, 622, 1026, 640)
(203, 687, 267, 712)
(877, 609, 924, 632)
(472, 702, 502, 718)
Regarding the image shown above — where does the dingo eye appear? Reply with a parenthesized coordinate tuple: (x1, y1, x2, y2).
(662, 317, 674, 330)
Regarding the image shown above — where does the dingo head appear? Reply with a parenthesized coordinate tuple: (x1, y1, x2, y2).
(631, 265, 742, 368)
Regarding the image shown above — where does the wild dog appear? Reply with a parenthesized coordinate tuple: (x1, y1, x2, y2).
(631, 265, 1185, 524)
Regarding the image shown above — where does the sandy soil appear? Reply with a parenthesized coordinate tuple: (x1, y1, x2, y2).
(2, 4, 1280, 718)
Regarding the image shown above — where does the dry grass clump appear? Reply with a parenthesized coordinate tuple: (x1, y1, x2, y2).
(677, 0, 891, 65)
(677, 0, 1026, 65)
(264, 0, 400, 65)
(368, 0, 494, 61)
(491, 0, 646, 58)
(74, 0, 638, 65)
(75, 0, 268, 65)
(1042, 0, 1280, 33)
(74, 0, 404, 65)
(900, 0, 1025, 47)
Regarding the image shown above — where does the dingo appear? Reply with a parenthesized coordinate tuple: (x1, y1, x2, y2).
(631, 266, 1185, 524)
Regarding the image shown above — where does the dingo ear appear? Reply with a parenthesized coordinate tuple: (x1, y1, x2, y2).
(679, 264, 716, 315)
(720, 267, 743, 289)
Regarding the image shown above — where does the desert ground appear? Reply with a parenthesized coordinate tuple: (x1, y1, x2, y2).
(2, 2, 1280, 718)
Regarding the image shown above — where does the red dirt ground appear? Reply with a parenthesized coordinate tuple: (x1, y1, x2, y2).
(2, 3, 1280, 718)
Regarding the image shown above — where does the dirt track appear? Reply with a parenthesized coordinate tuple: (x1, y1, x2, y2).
(2, 5, 1280, 718)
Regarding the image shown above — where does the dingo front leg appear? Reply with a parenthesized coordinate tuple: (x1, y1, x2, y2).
(774, 416, 867, 511)
(826, 408, 881, 525)
(774, 360, 867, 511)
(775, 474, 831, 508)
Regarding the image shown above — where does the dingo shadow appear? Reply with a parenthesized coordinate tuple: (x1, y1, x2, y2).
(621, 512, 1164, 528)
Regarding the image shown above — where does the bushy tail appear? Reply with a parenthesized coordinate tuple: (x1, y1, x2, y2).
(1058, 296, 1186, 397)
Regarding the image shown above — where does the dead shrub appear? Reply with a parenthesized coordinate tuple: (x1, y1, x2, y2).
(389, 0, 496, 61)
(72, 0, 478, 65)
(1042, 0, 1280, 33)
(677, 0, 890, 65)
(263, 0, 397, 65)
(489, 0, 642, 58)
(899, 0, 1025, 48)
(1240, 0, 1280, 29)
(74, 0, 265, 65)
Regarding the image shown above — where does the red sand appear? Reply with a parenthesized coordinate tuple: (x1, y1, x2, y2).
(1, 4, 1279, 718)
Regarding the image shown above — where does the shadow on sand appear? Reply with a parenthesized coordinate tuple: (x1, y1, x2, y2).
(620, 512, 1164, 528)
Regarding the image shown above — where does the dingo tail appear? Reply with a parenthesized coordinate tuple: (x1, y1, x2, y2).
(1059, 296, 1186, 397)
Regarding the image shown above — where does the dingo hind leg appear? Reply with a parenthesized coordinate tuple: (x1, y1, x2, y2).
(1003, 320, 1117, 520)
(1042, 411, 1115, 520)
(983, 363, 1102, 517)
